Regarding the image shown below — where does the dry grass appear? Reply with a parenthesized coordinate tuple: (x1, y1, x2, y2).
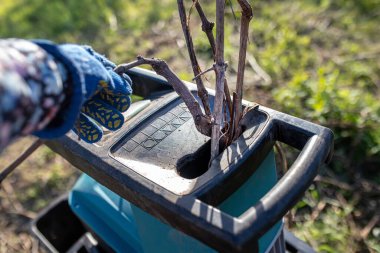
(0, 137, 79, 253)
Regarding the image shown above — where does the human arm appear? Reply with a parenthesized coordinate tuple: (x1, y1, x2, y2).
(0, 39, 132, 151)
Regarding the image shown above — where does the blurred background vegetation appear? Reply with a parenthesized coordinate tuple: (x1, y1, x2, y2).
(0, 0, 379, 252)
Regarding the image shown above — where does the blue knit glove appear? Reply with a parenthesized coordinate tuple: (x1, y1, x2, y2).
(33, 41, 132, 143)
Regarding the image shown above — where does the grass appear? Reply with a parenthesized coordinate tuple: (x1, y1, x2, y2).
(1, 0, 379, 252)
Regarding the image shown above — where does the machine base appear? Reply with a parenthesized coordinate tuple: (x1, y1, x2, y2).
(31, 194, 315, 253)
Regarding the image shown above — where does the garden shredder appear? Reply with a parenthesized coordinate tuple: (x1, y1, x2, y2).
(31, 67, 333, 253)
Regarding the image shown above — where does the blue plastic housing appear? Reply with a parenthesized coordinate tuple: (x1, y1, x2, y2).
(69, 151, 282, 253)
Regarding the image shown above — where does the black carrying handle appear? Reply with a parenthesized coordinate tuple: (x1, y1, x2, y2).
(236, 108, 334, 245)
(183, 108, 334, 253)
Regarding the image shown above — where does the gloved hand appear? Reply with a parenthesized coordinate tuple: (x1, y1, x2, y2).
(33, 41, 132, 143)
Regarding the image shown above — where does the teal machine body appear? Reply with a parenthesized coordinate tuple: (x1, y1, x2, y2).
(69, 150, 282, 253)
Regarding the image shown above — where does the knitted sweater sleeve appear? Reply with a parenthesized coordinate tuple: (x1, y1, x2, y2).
(0, 39, 68, 150)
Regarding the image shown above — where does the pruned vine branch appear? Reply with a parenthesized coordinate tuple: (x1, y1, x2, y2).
(194, 0, 216, 57)
(0, 139, 44, 184)
(234, 0, 253, 139)
(115, 56, 212, 137)
(177, 0, 211, 117)
(193, 0, 234, 146)
(116, 0, 254, 165)
(210, 0, 227, 161)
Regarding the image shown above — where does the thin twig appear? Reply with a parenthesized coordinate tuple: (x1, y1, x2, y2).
(210, 0, 227, 162)
(223, 99, 229, 140)
(233, 0, 253, 139)
(178, 0, 212, 116)
(227, 0, 237, 20)
(336, 193, 361, 241)
(187, 0, 196, 27)
(1, 181, 23, 212)
(246, 53, 272, 86)
(275, 142, 288, 173)
(115, 56, 212, 136)
(286, 210, 295, 229)
(194, 0, 216, 57)
(0, 139, 44, 184)
(20, 235, 32, 251)
(360, 214, 380, 239)
(223, 79, 233, 120)
(1, 181, 36, 219)
(32, 238, 39, 253)
(314, 175, 354, 191)
(192, 65, 215, 81)
(227, 92, 238, 146)
(310, 200, 327, 221)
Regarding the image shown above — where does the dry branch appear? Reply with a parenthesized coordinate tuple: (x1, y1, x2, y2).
(0, 139, 44, 184)
(194, 0, 233, 139)
(210, 0, 227, 161)
(233, 0, 253, 139)
(194, 0, 216, 57)
(115, 56, 212, 136)
(117, 1, 254, 164)
(360, 214, 380, 239)
(223, 79, 233, 121)
(275, 142, 288, 173)
(177, 0, 211, 116)
(192, 65, 215, 81)
(227, 92, 238, 146)
(246, 53, 272, 86)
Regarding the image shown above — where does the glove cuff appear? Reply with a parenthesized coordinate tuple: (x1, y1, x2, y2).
(83, 46, 116, 69)
(32, 40, 85, 139)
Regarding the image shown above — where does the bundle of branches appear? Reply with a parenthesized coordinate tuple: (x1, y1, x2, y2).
(115, 0, 253, 164)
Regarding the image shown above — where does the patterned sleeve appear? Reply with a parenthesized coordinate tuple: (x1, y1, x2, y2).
(0, 39, 68, 150)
